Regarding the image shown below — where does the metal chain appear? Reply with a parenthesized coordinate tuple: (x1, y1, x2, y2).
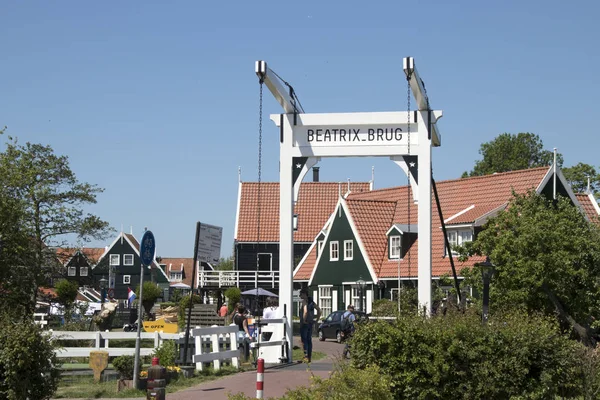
(257, 81, 263, 275)
(406, 70, 412, 286)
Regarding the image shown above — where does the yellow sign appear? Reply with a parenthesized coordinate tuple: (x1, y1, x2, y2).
(143, 318, 178, 334)
(89, 350, 109, 383)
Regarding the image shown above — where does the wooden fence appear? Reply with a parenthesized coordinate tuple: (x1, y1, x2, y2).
(49, 330, 180, 358)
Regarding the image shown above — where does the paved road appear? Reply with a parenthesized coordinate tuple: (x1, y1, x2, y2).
(59, 336, 345, 400)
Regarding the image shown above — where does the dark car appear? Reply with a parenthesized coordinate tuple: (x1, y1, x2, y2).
(318, 310, 368, 343)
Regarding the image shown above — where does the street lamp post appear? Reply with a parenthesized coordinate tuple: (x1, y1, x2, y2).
(99, 276, 108, 304)
(477, 257, 495, 324)
(357, 277, 366, 312)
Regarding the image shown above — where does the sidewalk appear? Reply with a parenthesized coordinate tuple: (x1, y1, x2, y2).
(167, 358, 334, 399)
(58, 336, 343, 400)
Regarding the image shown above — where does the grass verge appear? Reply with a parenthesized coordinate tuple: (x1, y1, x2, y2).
(54, 366, 242, 398)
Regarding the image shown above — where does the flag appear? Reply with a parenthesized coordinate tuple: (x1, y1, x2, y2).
(128, 287, 136, 307)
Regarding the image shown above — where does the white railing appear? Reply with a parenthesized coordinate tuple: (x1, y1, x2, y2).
(250, 318, 288, 364)
(192, 325, 240, 371)
(198, 271, 280, 288)
(49, 330, 180, 358)
(34, 313, 48, 327)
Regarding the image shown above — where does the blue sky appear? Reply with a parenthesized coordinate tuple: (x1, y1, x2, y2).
(1, 1, 598, 258)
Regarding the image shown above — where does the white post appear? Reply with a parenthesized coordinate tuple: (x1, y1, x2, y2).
(417, 110, 432, 315)
(211, 332, 221, 370)
(229, 330, 239, 368)
(194, 331, 203, 371)
(104, 330, 109, 349)
(279, 114, 295, 362)
(95, 331, 101, 349)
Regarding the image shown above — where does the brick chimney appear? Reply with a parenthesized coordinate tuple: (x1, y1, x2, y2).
(313, 167, 320, 182)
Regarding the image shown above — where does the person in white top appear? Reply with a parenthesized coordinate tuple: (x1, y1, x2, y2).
(261, 297, 281, 341)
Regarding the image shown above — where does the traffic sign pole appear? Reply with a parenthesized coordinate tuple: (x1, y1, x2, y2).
(183, 221, 201, 366)
(133, 230, 155, 391)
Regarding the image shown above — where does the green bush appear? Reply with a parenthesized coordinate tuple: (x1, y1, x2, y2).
(152, 340, 177, 367)
(0, 313, 61, 399)
(224, 287, 241, 314)
(227, 363, 393, 400)
(112, 355, 135, 380)
(370, 299, 398, 317)
(350, 310, 584, 399)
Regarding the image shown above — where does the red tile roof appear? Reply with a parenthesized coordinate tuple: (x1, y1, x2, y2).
(55, 247, 105, 265)
(296, 167, 561, 281)
(576, 193, 600, 224)
(159, 258, 195, 288)
(236, 182, 371, 242)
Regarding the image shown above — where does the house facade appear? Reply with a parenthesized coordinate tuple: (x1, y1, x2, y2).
(91, 232, 170, 300)
(293, 165, 600, 315)
(229, 168, 371, 292)
(55, 247, 104, 287)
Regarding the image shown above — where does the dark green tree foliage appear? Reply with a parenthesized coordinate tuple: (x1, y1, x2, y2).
(54, 279, 78, 309)
(350, 311, 583, 399)
(463, 132, 563, 177)
(224, 287, 241, 313)
(462, 191, 600, 346)
(54, 279, 79, 322)
(0, 135, 112, 313)
(0, 312, 61, 399)
(562, 162, 600, 196)
(136, 281, 162, 318)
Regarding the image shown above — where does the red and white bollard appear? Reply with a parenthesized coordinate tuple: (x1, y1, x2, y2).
(256, 358, 265, 399)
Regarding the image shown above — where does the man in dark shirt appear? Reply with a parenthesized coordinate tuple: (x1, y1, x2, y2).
(299, 288, 321, 363)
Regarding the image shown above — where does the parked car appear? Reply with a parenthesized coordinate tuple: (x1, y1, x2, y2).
(318, 310, 368, 343)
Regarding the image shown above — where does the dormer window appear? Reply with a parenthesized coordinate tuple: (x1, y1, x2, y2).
(389, 236, 401, 259)
(447, 229, 473, 255)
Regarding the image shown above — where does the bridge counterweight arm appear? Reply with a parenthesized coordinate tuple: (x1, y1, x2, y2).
(255, 60, 298, 114)
(403, 57, 442, 146)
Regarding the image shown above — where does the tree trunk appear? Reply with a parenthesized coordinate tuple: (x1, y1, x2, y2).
(542, 283, 595, 347)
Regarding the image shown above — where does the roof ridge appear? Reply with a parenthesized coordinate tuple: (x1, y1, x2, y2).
(347, 198, 398, 205)
(360, 167, 549, 195)
(242, 181, 371, 185)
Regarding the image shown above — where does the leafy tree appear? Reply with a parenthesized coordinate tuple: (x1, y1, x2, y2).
(463, 132, 563, 177)
(562, 162, 600, 196)
(0, 135, 113, 314)
(215, 257, 234, 271)
(135, 281, 162, 318)
(460, 191, 600, 346)
(224, 287, 241, 314)
(0, 312, 61, 399)
(54, 279, 79, 322)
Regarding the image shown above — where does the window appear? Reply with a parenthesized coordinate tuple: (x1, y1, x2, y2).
(389, 236, 401, 259)
(318, 286, 332, 317)
(258, 253, 272, 272)
(110, 254, 120, 266)
(170, 272, 182, 281)
(123, 254, 134, 266)
(123, 275, 131, 284)
(317, 240, 324, 257)
(352, 287, 360, 306)
(330, 241, 339, 261)
(80, 267, 88, 277)
(68, 266, 76, 276)
(447, 229, 473, 255)
(344, 240, 353, 261)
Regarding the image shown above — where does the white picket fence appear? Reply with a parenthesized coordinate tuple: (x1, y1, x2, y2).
(49, 330, 180, 358)
(191, 318, 288, 371)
